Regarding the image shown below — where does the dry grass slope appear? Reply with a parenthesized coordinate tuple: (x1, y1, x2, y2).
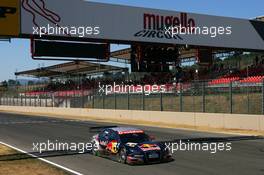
(0, 144, 69, 175)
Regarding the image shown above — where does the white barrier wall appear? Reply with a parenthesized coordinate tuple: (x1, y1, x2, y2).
(0, 106, 263, 131)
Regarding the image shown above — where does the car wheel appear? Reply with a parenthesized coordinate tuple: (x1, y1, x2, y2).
(119, 148, 127, 164)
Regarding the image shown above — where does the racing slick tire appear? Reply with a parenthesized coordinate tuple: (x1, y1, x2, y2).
(118, 148, 127, 164)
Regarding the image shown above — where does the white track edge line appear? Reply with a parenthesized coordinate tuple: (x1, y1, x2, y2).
(0, 141, 83, 175)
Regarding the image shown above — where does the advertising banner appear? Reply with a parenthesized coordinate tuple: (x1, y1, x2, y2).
(20, 0, 264, 51)
(0, 0, 20, 37)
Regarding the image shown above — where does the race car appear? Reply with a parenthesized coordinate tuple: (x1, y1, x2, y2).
(90, 126, 173, 165)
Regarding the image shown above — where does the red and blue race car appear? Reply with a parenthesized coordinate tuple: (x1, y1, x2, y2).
(90, 126, 173, 165)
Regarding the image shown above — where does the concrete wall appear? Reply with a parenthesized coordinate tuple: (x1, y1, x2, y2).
(0, 106, 263, 131)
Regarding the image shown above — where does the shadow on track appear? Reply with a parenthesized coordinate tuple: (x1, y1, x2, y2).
(161, 135, 264, 144)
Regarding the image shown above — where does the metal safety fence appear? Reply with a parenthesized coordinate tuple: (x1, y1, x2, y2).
(1, 80, 264, 115)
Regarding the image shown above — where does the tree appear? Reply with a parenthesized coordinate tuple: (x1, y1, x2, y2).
(28, 81, 35, 86)
(1, 81, 8, 87)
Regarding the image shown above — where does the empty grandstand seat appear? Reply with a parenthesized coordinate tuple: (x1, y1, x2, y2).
(209, 77, 240, 85)
(240, 76, 264, 83)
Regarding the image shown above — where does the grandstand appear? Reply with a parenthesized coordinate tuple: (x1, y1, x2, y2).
(13, 51, 264, 90)
(0, 50, 261, 115)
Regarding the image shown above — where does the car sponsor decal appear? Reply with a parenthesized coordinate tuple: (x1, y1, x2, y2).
(118, 130, 144, 135)
(0, 0, 20, 36)
(106, 140, 119, 154)
(139, 144, 161, 151)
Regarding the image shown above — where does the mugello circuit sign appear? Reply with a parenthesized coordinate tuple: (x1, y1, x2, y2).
(16, 0, 264, 51)
(134, 13, 196, 40)
(143, 13, 196, 31)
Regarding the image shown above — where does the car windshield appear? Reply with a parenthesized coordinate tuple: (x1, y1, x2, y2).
(119, 133, 150, 143)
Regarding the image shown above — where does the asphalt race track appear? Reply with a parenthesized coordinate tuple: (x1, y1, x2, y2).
(0, 112, 263, 175)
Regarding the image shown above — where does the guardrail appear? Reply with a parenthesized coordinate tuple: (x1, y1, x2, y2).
(1, 81, 264, 115)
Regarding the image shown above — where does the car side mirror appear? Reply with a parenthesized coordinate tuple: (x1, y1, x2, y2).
(149, 135, 155, 141)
